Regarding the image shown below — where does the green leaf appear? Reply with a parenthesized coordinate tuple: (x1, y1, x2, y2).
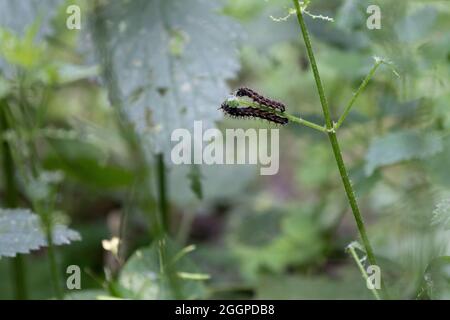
(0, 0, 64, 72)
(0, 22, 44, 68)
(88, 0, 241, 158)
(364, 130, 443, 176)
(118, 240, 207, 299)
(0, 208, 81, 258)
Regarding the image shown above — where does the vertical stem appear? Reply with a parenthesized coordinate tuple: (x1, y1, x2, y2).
(40, 190, 63, 300)
(1, 104, 28, 300)
(292, 1, 332, 130)
(11, 256, 27, 300)
(291, 1, 387, 298)
(327, 132, 377, 267)
(157, 154, 169, 233)
(46, 231, 63, 299)
(155, 154, 182, 298)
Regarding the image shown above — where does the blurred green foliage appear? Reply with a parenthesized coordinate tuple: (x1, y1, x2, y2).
(0, 0, 449, 300)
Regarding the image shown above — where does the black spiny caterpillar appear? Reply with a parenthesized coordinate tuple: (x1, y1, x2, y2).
(236, 87, 286, 112)
(220, 102, 288, 125)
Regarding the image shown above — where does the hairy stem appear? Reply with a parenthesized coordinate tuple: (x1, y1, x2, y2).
(292, 1, 332, 130)
(1, 103, 28, 300)
(292, 0, 387, 298)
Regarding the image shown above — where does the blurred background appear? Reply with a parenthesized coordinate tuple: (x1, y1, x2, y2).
(0, 0, 449, 299)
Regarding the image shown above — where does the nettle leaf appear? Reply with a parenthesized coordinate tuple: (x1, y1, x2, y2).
(365, 130, 443, 176)
(88, 0, 241, 159)
(0, 208, 81, 258)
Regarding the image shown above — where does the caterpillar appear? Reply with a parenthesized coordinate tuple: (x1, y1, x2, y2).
(220, 102, 288, 125)
(236, 87, 286, 112)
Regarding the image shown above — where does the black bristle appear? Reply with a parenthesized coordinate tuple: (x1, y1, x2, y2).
(221, 102, 288, 125)
(235, 87, 286, 112)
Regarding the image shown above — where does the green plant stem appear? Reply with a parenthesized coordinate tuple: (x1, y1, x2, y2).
(157, 153, 169, 232)
(292, 0, 387, 298)
(283, 112, 325, 131)
(347, 244, 381, 300)
(1, 104, 28, 300)
(326, 132, 376, 266)
(37, 186, 63, 299)
(46, 231, 63, 299)
(335, 61, 381, 129)
(11, 256, 27, 299)
(292, 1, 332, 130)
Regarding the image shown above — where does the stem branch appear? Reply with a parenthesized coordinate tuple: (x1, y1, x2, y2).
(347, 243, 381, 300)
(335, 61, 381, 129)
